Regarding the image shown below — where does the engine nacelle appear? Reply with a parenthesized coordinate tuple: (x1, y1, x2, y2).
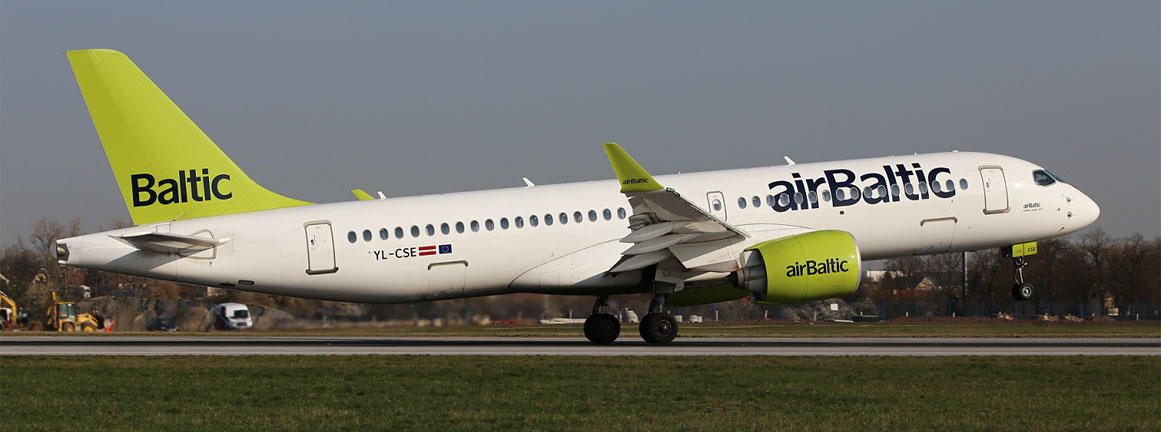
(733, 230, 861, 304)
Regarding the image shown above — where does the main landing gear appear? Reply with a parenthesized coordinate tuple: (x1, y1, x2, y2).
(582, 295, 680, 344)
(638, 294, 678, 344)
(583, 296, 620, 344)
(1010, 256, 1035, 301)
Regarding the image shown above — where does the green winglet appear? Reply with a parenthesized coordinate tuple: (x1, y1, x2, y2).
(603, 143, 664, 193)
(351, 189, 374, 201)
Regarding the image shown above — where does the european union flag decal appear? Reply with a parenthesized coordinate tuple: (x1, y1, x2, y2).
(438, 244, 452, 254)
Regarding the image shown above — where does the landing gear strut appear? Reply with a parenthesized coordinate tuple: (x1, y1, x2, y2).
(1010, 257, 1035, 301)
(583, 296, 620, 344)
(639, 294, 678, 344)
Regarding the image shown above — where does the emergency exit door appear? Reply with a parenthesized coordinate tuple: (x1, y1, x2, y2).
(980, 167, 1009, 214)
(305, 222, 338, 274)
(706, 191, 727, 220)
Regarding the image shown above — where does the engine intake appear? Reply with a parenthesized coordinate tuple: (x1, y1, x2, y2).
(733, 230, 861, 304)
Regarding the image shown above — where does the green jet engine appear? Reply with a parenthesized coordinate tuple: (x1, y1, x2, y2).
(732, 230, 862, 304)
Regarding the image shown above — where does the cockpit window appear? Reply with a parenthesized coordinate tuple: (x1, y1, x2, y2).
(1033, 170, 1056, 186)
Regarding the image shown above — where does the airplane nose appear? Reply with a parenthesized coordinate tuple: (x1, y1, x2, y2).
(1073, 191, 1100, 227)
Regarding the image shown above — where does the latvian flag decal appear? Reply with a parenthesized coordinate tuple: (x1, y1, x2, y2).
(419, 244, 453, 256)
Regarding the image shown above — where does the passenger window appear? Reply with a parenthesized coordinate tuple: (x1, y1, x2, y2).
(877, 185, 887, 197)
(738, 197, 747, 209)
(945, 179, 954, 192)
(515, 216, 524, 228)
(362, 230, 372, 242)
(471, 221, 480, 232)
(777, 194, 789, 207)
(959, 179, 968, 190)
(932, 181, 941, 193)
(379, 228, 389, 240)
(603, 209, 612, 220)
(500, 218, 510, 229)
(347, 231, 357, 243)
(836, 189, 846, 201)
(455, 221, 465, 233)
(559, 212, 568, 225)
(905, 183, 915, 195)
(808, 191, 818, 204)
(821, 190, 831, 202)
(486, 219, 495, 231)
(574, 211, 583, 223)
(545, 214, 553, 226)
(919, 183, 928, 194)
(426, 224, 435, 236)
(395, 227, 404, 239)
(617, 208, 627, 219)
(411, 226, 420, 237)
(863, 186, 874, 199)
(440, 223, 450, 235)
(1033, 170, 1056, 186)
(766, 195, 775, 207)
(752, 196, 760, 207)
(529, 215, 538, 227)
(588, 210, 597, 222)
(891, 184, 900, 197)
(849, 187, 860, 200)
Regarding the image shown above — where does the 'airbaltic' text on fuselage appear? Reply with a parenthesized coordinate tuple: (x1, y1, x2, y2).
(768, 163, 954, 213)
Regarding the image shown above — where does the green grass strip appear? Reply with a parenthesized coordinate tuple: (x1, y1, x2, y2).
(2, 356, 1157, 431)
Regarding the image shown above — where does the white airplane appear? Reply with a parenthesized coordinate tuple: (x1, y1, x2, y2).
(56, 49, 1100, 344)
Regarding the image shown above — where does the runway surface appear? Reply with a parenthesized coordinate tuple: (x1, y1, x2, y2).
(2, 336, 1158, 356)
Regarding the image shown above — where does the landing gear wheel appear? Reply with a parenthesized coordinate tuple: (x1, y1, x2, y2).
(1012, 283, 1034, 301)
(583, 313, 620, 344)
(639, 313, 678, 344)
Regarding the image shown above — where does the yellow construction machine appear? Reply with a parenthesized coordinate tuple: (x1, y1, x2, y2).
(0, 289, 16, 330)
(44, 291, 105, 332)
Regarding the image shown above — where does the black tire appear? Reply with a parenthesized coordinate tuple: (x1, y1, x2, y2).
(81, 323, 97, 332)
(62, 322, 75, 332)
(583, 313, 620, 344)
(1012, 283, 1034, 301)
(638, 313, 678, 344)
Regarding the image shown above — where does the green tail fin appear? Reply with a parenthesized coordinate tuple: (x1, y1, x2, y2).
(67, 49, 310, 225)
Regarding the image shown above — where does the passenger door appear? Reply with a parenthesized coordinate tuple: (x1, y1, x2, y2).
(304, 222, 337, 274)
(980, 167, 1009, 214)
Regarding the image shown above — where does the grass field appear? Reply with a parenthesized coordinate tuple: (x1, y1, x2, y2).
(2, 356, 1157, 431)
(9, 321, 1159, 338)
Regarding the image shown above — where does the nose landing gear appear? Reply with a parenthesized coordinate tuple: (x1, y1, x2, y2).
(1003, 242, 1038, 301)
(1011, 257, 1035, 301)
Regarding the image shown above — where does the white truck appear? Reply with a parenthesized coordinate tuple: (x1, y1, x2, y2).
(213, 303, 253, 330)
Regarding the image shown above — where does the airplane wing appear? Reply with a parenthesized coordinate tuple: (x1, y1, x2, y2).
(603, 143, 749, 273)
(115, 232, 231, 254)
(351, 189, 375, 200)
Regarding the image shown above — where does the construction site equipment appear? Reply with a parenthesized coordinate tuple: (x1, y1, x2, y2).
(44, 292, 105, 332)
(0, 289, 16, 330)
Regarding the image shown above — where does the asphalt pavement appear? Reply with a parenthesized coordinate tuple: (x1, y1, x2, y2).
(2, 336, 1158, 356)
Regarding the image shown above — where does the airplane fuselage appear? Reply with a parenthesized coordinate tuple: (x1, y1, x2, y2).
(58, 151, 1099, 304)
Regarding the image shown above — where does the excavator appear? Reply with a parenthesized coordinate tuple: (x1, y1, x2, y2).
(0, 289, 16, 330)
(43, 291, 105, 332)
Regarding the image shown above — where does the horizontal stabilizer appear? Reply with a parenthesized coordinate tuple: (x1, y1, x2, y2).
(115, 232, 230, 254)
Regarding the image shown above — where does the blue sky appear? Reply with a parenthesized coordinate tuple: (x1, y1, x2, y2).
(1, 1, 1157, 244)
